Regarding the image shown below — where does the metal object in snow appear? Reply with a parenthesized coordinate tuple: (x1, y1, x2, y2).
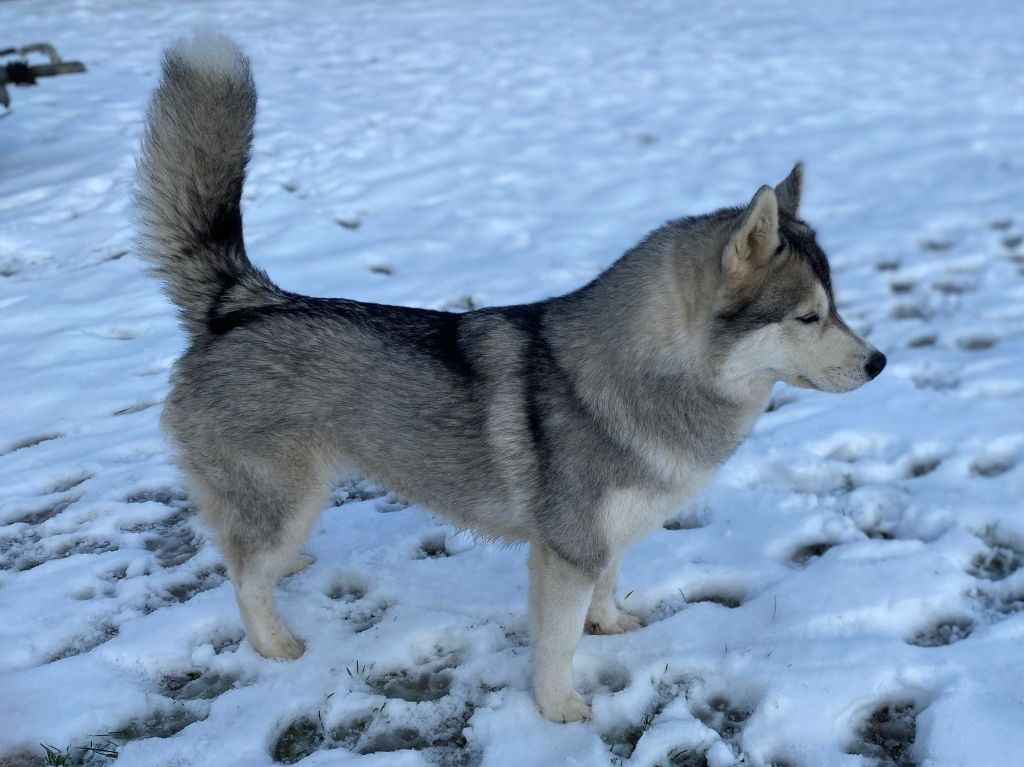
(1, 43, 87, 109)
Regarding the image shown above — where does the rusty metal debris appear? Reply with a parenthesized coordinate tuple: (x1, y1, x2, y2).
(1, 43, 86, 109)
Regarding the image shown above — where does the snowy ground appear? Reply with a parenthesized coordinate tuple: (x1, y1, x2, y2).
(2, 0, 1024, 765)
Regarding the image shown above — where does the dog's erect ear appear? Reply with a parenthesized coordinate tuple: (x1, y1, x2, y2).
(723, 185, 780, 279)
(774, 162, 803, 217)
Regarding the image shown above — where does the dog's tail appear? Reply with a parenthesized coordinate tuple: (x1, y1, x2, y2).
(135, 33, 280, 339)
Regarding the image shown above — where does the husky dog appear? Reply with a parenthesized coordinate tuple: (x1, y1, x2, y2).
(136, 34, 886, 723)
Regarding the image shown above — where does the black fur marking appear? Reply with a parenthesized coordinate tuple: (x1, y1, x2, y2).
(500, 305, 547, 451)
(205, 267, 242, 329)
(487, 303, 609, 577)
(782, 215, 833, 302)
(714, 298, 790, 331)
(204, 200, 244, 248)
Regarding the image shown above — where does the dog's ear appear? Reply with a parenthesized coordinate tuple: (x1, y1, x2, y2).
(775, 162, 803, 217)
(723, 185, 780, 279)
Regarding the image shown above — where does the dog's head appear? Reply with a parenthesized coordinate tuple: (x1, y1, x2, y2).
(712, 164, 885, 393)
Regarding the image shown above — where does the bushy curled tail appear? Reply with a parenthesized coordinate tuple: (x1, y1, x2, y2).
(135, 33, 279, 338)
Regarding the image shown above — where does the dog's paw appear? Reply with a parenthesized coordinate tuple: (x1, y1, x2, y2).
(252, 631, 305, 660)
(586, 607, 643, 635)
(537, 691, 592, 723)
(281, 552, 316, 577)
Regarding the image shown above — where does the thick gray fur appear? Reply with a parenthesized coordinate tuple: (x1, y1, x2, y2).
(135, 34, 885, 722)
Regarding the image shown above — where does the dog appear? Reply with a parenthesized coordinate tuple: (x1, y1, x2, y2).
(135, 33, 886, 723)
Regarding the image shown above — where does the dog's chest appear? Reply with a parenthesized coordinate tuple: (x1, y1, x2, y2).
(600, 468, 713, 551)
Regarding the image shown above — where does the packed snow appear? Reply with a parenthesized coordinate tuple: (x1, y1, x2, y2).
(2, 0, 1023, 765)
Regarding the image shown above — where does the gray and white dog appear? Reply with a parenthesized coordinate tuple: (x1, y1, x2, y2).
(136, 34, 885, 722)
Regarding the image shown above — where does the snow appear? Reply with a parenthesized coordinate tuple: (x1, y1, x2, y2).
(2, 0, 1023, 765)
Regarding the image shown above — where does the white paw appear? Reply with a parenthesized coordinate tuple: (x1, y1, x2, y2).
(537, 691, 592, 723)
(586, 607, 643, 635)
(281, 552, 316, 577)
(251, 631, 305, 660)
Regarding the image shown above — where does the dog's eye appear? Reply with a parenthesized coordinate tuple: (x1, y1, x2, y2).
(796, 313, 820, 324)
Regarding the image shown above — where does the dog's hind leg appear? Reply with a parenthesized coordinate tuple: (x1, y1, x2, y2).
(232, 542, 310, 659)
(528, 542, 596, 722)
(189, 456, 329, 660)
(586, 551, 642, 635)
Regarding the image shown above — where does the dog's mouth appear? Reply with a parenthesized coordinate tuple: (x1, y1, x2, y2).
(792, 375, 817, 389)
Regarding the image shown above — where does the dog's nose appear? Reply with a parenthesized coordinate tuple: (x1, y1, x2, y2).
(865, 351, 887, 380)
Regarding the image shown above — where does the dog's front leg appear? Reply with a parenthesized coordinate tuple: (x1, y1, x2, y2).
(586, 552, 642, 635)
(528, 542, 595, 723)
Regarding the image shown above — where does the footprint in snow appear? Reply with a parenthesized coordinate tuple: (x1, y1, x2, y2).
(904, 455, 942, 479)
(906, 617, 973, 648)
(889, 278, 915, 295)
(790, 539, 839, 566)
(47, 621, 120, 663)
(930, 275, 976, 295)
(160, 665, 245, 701)
(603, 673, 758, 765)
(7, 534, 117, 573)
(322, 570, 391, 633)
(846, 697, 927, 767)
(272, 650, 478, 766)
(144, 565, 228, 613)
(956, 333, 998, 351)
(140, 511, 202, 568)
(919, 237, 956, 252)
(906, 333, 937, 349)
(7, 492, 79, 525)
(969, 454, 1018, 479)
(48, 471, 93, 494)
(968, 529, 1023, 582)
(577, 658, 631, 698)
(1, 432, 62, 456)
(645, 581, 747, 624)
